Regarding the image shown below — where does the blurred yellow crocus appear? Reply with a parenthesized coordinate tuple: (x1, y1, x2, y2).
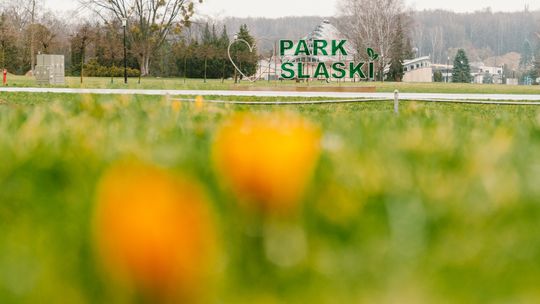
(212, 112, 322, 214)
(171, 100, 182, 113)
(93, 161, 216, 302)
(195, 95, 204, 110)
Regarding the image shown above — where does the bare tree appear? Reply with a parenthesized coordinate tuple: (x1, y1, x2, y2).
(80, 0, 202, 76)
(2, 2, 30, 32)
(3, 0, 41, 73)
(70, 23, 92, 82)
(429, 26, 444, 63)
(0, 14, 17, 70)
(411, 22, 423, 57)
(337, 0, 407, 80)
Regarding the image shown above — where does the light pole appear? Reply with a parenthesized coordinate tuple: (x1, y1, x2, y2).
(122, 18, 128, 84)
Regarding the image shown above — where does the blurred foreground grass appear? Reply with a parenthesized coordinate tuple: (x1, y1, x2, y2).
(2, 92, 540, 303)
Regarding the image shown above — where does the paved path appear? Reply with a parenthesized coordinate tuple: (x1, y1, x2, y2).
(1, 87, 539, 101)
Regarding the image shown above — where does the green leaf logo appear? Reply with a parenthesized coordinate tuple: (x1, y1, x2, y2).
(367, 48, 379, 61)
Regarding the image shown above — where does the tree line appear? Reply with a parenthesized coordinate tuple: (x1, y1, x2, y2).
(70, 20, 258, 80)
(413, 8, 540, 63)
(2, 0, 540, 82)
(0, 0, 259, 79)
(173, 23, 257, 81)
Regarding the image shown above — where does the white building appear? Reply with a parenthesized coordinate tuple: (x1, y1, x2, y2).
(471, 62, 503, 84)
(402, 58, 507, 84)
(402, 57, 433, 82)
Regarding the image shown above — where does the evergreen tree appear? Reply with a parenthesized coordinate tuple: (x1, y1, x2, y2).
(230, 24, 258, 82)
(186, 40, 204, 78)
(520, 39, 533, 70)
(211, 24, 218, 44)
(532, 42, 540, 82)
(452, 49, 472, 83)
(433, 70, 443, 82)
(387, 16, 406, 82)
(69, 25, 91, 76)
(219, 26, 230, 47)
(217, 26, 233, 80)
(174, 24, 235, 80)
(202, 23, 213, 45)
(206, 24, 222, 79)
(403, 37, 415, 60)
(174, 39, 191, 78)
(200, 25, 213, 82)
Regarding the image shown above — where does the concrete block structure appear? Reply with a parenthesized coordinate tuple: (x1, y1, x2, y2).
(35, 54, 65, 85)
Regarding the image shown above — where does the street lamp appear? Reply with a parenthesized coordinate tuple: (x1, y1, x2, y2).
(122, 18, 127, 84)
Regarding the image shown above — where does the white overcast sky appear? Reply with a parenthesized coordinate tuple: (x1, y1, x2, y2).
(47, 0, 540, 17)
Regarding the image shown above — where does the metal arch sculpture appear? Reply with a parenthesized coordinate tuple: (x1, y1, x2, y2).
(228, 38, 278, 83)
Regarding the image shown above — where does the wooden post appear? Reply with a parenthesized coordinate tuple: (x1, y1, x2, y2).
(394, 90, 399, 114)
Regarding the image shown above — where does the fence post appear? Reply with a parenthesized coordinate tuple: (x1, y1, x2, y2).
(394, 90, 399, 114)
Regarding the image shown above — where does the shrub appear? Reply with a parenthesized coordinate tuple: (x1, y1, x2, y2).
(83, 59, 140, 77)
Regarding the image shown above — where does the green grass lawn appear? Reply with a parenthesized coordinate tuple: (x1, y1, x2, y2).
(2, 92, 540, 303)
(3, 74, 540, 94)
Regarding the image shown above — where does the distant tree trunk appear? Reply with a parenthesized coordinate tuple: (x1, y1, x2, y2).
(204, 56, 207, 83)
(144, 56, 150, 76)
(234, 56, 238, 83)
(221, 56, 226, 83)
(183, 55, 187, 83)
(138, 52, 151, 76)
(80, 44, 84, 83)
(1, 44, 5, 71)
(30, 0, 36, 73)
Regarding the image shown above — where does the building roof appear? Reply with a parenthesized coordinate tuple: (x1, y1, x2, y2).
(403, 56, 431, 66)
(305, 20, 343, 41)
(283, 20, 356, 62)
